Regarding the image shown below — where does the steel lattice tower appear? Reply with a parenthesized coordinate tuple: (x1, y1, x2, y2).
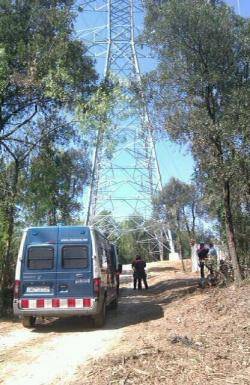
(78, 0, 176, 258)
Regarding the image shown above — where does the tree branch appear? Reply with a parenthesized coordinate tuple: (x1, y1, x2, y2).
(0, 105, 38, 142)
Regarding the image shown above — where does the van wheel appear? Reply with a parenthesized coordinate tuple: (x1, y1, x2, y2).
(22, 316, 36, 328)
(93, 301, 106, 328)
(110, 297, 118, 310)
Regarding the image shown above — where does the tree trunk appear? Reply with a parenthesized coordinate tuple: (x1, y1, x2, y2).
(182, 207, 191, 238)
(191, 202, 196, 237)
(223, 180, 242, 284)
(2, 206, 15, 289)
(191, 243, 199, 272)
(1, 160, 19, 291)
(48, 197, 57, 225)
(176, 211, 185, 272)
(177, 231, 186, 272)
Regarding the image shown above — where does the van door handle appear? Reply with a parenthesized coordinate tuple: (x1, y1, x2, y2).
(75, 274, 83, 277)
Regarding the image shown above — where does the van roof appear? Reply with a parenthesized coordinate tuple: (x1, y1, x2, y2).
(25, 226, 93, 245)
(25, 225, 94, 231)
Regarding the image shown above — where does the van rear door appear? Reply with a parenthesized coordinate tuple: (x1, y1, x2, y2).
(57, 227, 93, 298)
(21, 227, 58, 298)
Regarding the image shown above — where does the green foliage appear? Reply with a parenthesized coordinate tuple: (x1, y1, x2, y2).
(117, 216, 153, 263)
(21, 147, 90, 226)
(144, 0, 249, 271)
(0, 0, 96, 134)
(77, 78, 129, 161)
(0, 0, 97, 307)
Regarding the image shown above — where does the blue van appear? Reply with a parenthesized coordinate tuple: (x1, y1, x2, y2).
(13, 226, 119, 328)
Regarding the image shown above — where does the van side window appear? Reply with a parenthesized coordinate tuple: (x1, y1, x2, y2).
(62, 246, 88, 269)
(27, 246, 54, 270)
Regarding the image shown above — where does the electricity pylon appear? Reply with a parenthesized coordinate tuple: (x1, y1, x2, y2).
(78, 0, 176, 258)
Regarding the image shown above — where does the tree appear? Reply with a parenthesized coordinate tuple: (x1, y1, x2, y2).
(0, 0, 96, 298)
(0, 0, 96, 148)
(154, 178, 200, 260)
(21, 147, 90, 226)
(144, 0, 250, 282)
(117, 216, 154, 263)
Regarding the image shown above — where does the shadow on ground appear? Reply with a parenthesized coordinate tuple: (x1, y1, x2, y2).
(31, 277, 199, 334)
(32, 299, 164, 334)
(147, 266, 178, 273)
(149, 277, 199, 293)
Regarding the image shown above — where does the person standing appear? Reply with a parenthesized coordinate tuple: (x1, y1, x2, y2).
(208, 243, 217, 259)
(132, 260, 138, 290)
(132, 255, 148, 290)
(197, 243, 209, 279)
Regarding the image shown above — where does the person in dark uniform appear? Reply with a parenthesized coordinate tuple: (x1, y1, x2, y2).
(132, 255, 148, 290)
(197, 243, 209, 279)
(132, 259, 138, 290)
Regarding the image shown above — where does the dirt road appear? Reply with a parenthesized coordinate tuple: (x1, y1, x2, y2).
(1, 261, 249, 385)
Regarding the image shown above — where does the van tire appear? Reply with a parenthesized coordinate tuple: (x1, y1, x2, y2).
(93, 300, 106, 328)
(22, 316, 36, 328)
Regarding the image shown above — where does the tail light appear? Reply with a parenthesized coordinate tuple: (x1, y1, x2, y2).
(37, 299, 45, 308)
(21, 299, 29, 308)
(93, 278, 101, 296)
(14, 280, 20, 299)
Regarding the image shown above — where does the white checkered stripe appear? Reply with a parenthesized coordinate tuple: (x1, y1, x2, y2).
(19, 298, 93, 309)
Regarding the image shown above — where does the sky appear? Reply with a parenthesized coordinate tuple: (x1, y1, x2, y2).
(76, 0, 249, 219)
(226, 0, 250, 16)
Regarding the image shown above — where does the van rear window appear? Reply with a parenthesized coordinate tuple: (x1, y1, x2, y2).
(27, 247, 54, 269)
(62, 246, 88, 269)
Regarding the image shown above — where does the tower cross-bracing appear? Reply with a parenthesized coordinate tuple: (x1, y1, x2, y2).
(79, 0, 176, 258)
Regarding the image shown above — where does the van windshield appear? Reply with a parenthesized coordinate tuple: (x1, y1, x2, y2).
(27, 246, 54, 270)
(62, 245, 88, 269)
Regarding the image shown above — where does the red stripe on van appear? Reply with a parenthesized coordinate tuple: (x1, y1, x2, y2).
(52, 299, 60, 307)
(83, 298, 91, 307)
(20, 298, 93, 309)
(68, 298, 76, 307)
